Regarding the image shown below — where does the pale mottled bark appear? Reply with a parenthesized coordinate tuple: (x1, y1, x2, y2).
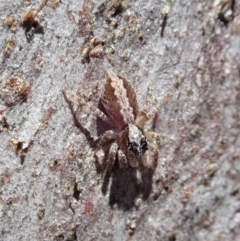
(0, 0, 239, 240)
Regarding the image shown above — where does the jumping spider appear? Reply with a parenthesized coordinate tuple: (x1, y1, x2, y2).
(63, 70, 161, 177)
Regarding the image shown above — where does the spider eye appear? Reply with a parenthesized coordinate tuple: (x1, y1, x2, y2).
(141, 138, 148, 152)
(129, 138, 148, 156)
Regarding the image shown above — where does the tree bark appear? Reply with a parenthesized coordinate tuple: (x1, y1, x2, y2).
(0, 0, 239, 240)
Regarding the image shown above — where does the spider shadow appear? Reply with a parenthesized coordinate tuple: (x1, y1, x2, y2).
(96, 102, 155, 210)
(105, 163, 155, 210)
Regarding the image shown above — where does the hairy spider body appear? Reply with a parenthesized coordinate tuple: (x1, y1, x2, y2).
(63, 70, 161, 175)
(99, 71, 153, 169)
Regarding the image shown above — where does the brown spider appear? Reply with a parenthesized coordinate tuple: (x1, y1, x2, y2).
(63, 70, 161, 176)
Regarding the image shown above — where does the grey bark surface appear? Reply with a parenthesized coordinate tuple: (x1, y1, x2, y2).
(0, 0, 240, 240)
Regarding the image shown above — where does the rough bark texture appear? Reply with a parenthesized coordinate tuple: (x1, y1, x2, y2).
(0, 0, 240, 240)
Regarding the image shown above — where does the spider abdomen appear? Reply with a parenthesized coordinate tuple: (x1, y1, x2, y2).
(101, 70, 138, 131)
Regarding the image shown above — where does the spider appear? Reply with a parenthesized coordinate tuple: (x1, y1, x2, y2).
(63, 70, 161, 177)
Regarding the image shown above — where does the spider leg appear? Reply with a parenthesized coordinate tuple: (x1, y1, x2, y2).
(117, 149, 128, 168)
(145, 131, 161, 148)
(95, 130, 118, 173)
(143, 80, 153, 113)
(135, 144, 158, 186)
(107, 142, 118, 173)
(62, 89, 97, 148)
(62, 90, 113, 126)
(142, 144, 158, 170)
(147, 92, 172, 122)
(95, 148, 106, 173)
(101, 142, 118, 195)
(97, 130, 118, 147)
(128, 156, 139, 168)
(135, 81, 162, 127)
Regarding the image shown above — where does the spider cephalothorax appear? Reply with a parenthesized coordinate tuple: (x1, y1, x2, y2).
(63, 70, 161, 176)
(116, 123, 148, 168)
(127, 123, 148, 157)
